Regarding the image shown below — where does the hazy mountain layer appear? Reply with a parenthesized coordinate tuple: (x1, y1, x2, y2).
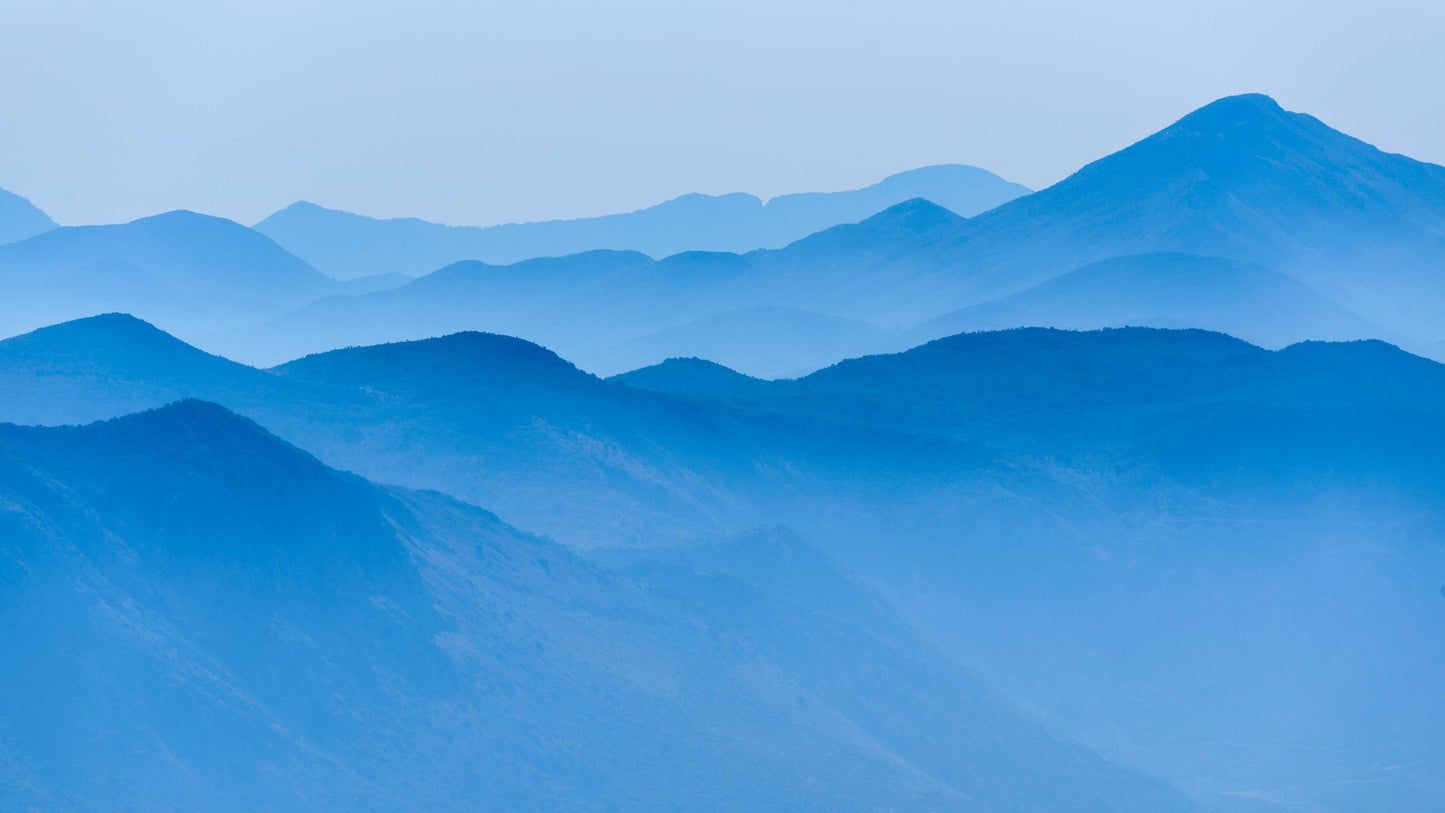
(902, 252, 1398, 352)
(614, 327, 1445, 811)
(253, 164, 1029, 279)
(0, 210, 339, 342)
(0, 185, 56, 245)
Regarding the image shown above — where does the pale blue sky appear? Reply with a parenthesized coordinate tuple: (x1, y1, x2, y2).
(2, 0, 1441, 227)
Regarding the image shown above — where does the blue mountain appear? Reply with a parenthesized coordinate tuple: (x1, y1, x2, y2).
(0, 210, 338, 341)
(0, 399, 1188, 811)
(589, 305, 891, 379)
(0, 314, 804, 546)
(906, 94, 1445, 337)
(0, 185, 56, 245)
(253, 164, 1029, 279)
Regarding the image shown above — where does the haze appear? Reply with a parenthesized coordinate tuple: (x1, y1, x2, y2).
(2, 0, 1442, 228)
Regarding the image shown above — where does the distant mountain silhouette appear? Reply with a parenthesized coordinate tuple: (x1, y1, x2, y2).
(0, 210, 339, 341)
(10, 317, 1445, 807)
(904, 94, 1445, 334)
(0, 185, 56, 245)
(901, 252, 1397, 352)
(0, 313, 330, 426)
(227, 95, 1445, 372)
(0, 399, 1188, 812)
(218, 203, 966, 369)
(253, 164, 1029, 279)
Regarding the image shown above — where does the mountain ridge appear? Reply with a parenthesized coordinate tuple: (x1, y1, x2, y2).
(252, 164, 1028, 279)
(0, 210, 339, 343)
(0, 185, 57, 245)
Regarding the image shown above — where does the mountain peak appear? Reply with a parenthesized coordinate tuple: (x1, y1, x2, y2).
(127, 209, 238, 229)
(274, 330, 589, 390)
(0, 398, 300, 469)
(850, 198, 969, 237)
(113, 397, 259, 434)
(0, 185, 57, 245)
(2, 313, 190, 355)
(610, 356, 773, 401)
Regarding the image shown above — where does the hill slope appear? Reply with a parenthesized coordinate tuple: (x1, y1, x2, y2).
(0, 400, 1187, 812)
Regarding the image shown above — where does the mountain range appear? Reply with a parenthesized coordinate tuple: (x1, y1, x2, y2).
(212, 94, 1445, 373)
(252, 164, 1031, 279)
(3, 314, 1445, 810)
(4, 94, 1441, 376)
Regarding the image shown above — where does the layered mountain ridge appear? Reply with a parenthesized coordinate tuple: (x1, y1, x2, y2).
(210, 94, 1445, 372)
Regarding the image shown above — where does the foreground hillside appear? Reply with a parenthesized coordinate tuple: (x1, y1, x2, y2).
(0, 400, 1186, 812)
